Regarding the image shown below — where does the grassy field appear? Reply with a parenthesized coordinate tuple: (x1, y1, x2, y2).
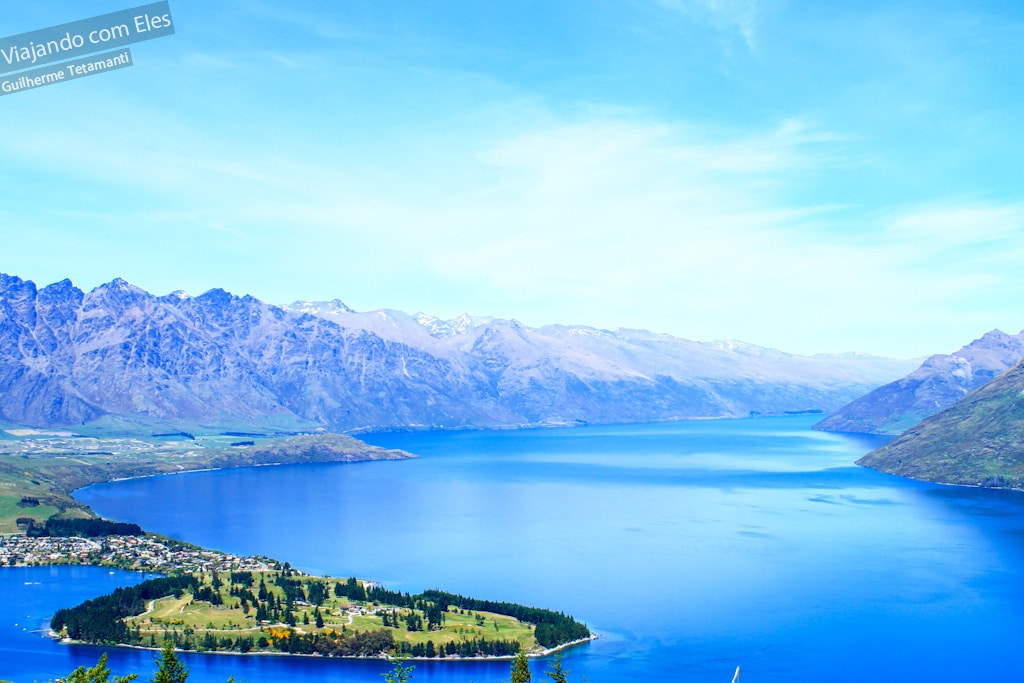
(0, 463, 65, 535)
(349, 607, 534, 650)
(0, 429, 414, 534)
(143, 594, 255, 632)
(0, 491, 60, 535)
(124, 571, 538, 654)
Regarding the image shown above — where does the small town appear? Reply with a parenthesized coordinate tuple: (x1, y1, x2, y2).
(0, 533, 272, 573)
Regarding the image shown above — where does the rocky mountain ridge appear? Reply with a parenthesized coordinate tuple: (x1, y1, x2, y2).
(856, 357, 1024, 487)
(0, 273, 917, 432)
(814, 329, 1024, 434)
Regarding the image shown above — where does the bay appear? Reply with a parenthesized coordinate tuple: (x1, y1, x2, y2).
(8, 416, 1024, 682)
(0, 566, 157, 681)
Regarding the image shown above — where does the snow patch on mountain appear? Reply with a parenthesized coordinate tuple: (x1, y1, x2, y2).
(1, 275, 921, 432)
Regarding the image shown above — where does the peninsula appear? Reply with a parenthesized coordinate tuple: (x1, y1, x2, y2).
(0, 428, 593, 662)
(4, 531, 592, 660)
(50, 562, 592, 659)
(0, 429, 414, 534)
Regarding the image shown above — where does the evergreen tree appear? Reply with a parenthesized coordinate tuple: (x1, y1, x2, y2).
(510, 649, 531, 683)
(62, 652, 139, 683)
(382, 652, 415, 683)
(151, 640, 188, 683)
(544, 654, 568, 683)
(307, 580, 326, 605)
(403, 610, 423, 632)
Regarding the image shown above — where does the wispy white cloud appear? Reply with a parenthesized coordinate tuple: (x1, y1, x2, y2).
(654, 0, 761, 52)
(10, 90, 1023, 356)
(3, 0, 1024, 358)
(885, 203, 1024, 251)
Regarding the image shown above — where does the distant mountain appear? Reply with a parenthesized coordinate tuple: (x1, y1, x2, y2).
(285, 299, 918, 420)
(857, 358, 1024, 487)
(413, 312, 494, 339)
(0, 273, 917, 433)
(813, 329, 1024, 434)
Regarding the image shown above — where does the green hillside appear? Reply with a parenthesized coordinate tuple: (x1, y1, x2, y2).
(857, 360, 1024, 487)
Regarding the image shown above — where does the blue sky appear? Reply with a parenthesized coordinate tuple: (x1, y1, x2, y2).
(2, 1, 1023, 357)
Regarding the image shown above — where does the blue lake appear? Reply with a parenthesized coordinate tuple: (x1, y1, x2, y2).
(7, 416, 1024, 681)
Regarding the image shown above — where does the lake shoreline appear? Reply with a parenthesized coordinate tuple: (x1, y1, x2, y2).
(12, 417, 1024, 683)
(19, 536, 593, 664)
(4, 440, 595, 665)
(48, 631, 599, 661)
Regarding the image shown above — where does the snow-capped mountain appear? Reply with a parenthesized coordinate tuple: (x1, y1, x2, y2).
(0, 274, 917, 432)
(412, 312, 495, 339)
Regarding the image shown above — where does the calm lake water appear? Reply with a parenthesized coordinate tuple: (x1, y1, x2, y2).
(7, 416, 1024, 682)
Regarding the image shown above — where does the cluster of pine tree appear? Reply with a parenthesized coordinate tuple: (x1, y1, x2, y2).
(51, 575, 199, 642)
(420, 590, 591, 648)
(364, 583, 590, 646)
(333, 576, 367, 601)
(228, 581, 258, 613)
(192, 585, 222, 605)
(27, 517, 143, 538)
(266, 626, 395, 656)
(275, 576, 308, 603)
(250, 574, 307, 625)
(199, 632, 255, 652)
(395, 635, 521, 658)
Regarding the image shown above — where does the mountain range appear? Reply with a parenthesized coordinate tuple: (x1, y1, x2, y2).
(856, 356, 1024, 487)
(813, 329, 1024, 434)
(0, 273, 918, 433)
